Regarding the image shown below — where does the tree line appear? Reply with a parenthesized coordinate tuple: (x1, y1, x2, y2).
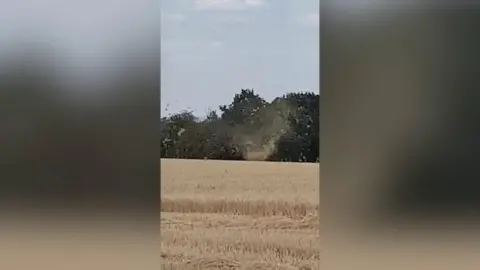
(161, 89, 320, 163)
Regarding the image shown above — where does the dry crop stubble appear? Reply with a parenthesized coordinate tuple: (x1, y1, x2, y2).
(161, 159, 320, 270)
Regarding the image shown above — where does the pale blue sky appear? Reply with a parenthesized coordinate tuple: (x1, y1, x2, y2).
(161, 0, 319, 117)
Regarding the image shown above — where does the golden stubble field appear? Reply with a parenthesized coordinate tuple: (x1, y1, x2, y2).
(161, 159, 320, 270)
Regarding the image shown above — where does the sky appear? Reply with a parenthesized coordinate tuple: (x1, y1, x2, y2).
(161, 0, 319, 117)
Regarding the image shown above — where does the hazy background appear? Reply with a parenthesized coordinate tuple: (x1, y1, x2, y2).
(322, 1, 480, 269)
(0, 1, 159, 269)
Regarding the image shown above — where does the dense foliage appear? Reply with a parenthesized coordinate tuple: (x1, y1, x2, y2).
(160, 89, 320, 163)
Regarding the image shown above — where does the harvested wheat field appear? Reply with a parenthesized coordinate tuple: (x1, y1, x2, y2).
(161, 159, 320, 270)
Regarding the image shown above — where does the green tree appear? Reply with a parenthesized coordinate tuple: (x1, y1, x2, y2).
(219, 88, 267, 126)
(268, 92, 319, 162)
(160, 88, 320, 163)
